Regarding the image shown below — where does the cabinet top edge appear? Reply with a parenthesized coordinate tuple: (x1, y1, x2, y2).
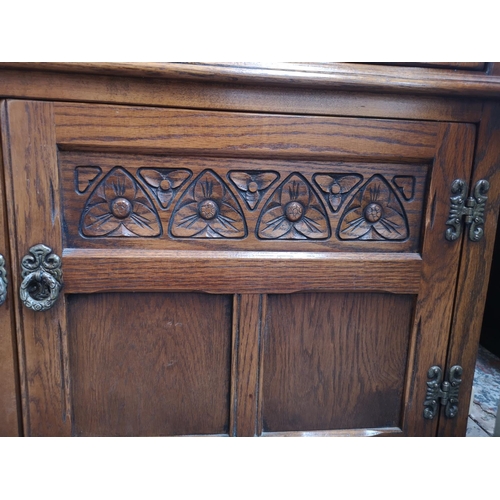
(2, 62, 500, 98)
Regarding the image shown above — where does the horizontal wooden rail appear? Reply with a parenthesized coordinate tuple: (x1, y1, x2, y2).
(62, 249, 422, 294)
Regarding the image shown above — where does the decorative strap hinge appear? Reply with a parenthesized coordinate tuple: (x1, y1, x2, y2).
(423, 365, 463, 420)
(445, 179, 489, 242)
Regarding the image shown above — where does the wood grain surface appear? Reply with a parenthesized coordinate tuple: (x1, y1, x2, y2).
(2, 62, 500, 97)
(230, 294, 264, 436)
(68, 292, 232, 436)
(0, 69, 483, 123)
(53, 103, 439, 161)
(0, 103, 21, 436)
(438, 102, 500, 436)
(401, 123, 475, 436)
(61, 249, 422, 295)
(262, 292, 414, 432)
(2, 101, 71, 436)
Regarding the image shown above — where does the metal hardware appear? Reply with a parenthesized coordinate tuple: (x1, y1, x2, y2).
(0, 254, 7, 306)
(445, 179, 490, 242)
(423, 365, 463, 420)
(20, 244, 62, 312)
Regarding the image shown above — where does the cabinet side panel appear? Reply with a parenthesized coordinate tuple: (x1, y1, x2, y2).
(262, 292, 414, 432)
(68, 292, 232, 436)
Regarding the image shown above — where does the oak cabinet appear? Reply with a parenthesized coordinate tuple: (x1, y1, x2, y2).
(0, 63, 499, 436)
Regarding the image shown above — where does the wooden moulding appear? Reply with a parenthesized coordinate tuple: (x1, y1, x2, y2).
(1, 62, 500, 98)
(62, 249, 422, 295)
(53, 102, 440, 161)
(0, 69, 483, 123)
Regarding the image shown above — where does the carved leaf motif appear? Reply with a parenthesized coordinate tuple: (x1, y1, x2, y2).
(75, 166, 102, 194)
(139, 168, 191, 209)
(338, 175, 408, 241)
(257, 173, 330, 240)
(170, 170, 247, 239)
(313, 174, 363, 213)
(228, 171, 279, 210)
(392, 176, 415, 201)
(81, 167, 161, 237)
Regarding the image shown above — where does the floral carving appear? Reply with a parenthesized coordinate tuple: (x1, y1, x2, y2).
(139, 168, 191, 209)
(338, 175, 408, 241)
(80, 167, 161, 237)
(256, 173, 330, 240)
(228, 171, 279, 210)
(313, 174, 363, 212)
(169, 170, 247, 238)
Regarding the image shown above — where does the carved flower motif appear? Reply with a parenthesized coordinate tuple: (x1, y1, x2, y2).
(170, 170, 247, 238)
(228, 171, 278, 210)
(257, 174, 330, 240)
(339, 175, 408, 240)
(81, 167, 161, 237)
(139, 169, 191, 209)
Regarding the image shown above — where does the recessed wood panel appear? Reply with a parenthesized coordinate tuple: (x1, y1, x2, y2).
(262, 293, 414, 432)
(68, 293, 232, 436)
(60, 152, 428, 253)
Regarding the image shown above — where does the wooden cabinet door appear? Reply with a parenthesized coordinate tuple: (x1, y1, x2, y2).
(0, 104, 21, 436)
(1, 100, 474, 436)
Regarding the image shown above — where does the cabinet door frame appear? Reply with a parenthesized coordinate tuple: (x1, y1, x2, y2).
(1, 99, 475, 436)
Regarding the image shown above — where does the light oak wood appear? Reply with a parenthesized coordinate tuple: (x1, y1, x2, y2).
(61, 250, 423, 295)
(2, 101, 71, 436)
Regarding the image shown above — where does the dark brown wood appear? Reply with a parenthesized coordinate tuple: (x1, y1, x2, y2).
(402, 123, 475, 436)
(68, 292, 232, 436)
(438, 102, 500, 436)
(0, 103, 21, 436)
(1, 101, 71, 436)
(1, 63, 500, 97)
(0, 69, 483, 123)
(61, 250, 422, 295)
(231, 294, 264, 436)
(262, 292, 414, 432)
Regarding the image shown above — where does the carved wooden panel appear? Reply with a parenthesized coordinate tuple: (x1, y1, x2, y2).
(80, 167, 161, 237)
(60, 152, 428, 252)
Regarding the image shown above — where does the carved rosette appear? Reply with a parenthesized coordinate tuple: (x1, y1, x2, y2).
(228, 171, 279, 210)
(169, 170, 247, 238)
(256, 173, 330, 240)
(313, 174, 362, 212)
(80, 167, 161, 237)
(139, 168, 192, 209)
(338, 175, 408, 241)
